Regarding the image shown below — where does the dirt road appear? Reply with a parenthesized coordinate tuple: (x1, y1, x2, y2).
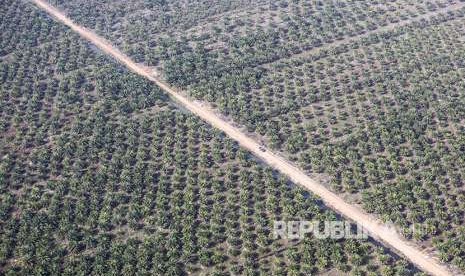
(31, 0, 454, 275)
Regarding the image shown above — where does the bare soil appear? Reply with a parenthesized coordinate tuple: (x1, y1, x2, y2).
(31, 0, 458, 275)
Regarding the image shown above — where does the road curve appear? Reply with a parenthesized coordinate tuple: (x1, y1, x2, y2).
(30, 0, 454, 275)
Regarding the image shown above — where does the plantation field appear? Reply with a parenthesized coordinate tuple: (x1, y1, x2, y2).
(0, 1, 423, 275)
(43, 0, 465, 273)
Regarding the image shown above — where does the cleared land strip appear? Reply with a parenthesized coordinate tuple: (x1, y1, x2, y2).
(260, 2, 465, 69)
(30, 0, 455, 275)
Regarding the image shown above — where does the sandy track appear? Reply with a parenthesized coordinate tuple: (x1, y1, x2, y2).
(30, 0, 455, 275)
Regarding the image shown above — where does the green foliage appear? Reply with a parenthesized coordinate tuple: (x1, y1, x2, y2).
(51, 0, 465, 270)
(5, 0, 460, 274)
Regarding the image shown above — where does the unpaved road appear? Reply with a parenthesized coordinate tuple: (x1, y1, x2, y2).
(31, 0, 455, 275)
